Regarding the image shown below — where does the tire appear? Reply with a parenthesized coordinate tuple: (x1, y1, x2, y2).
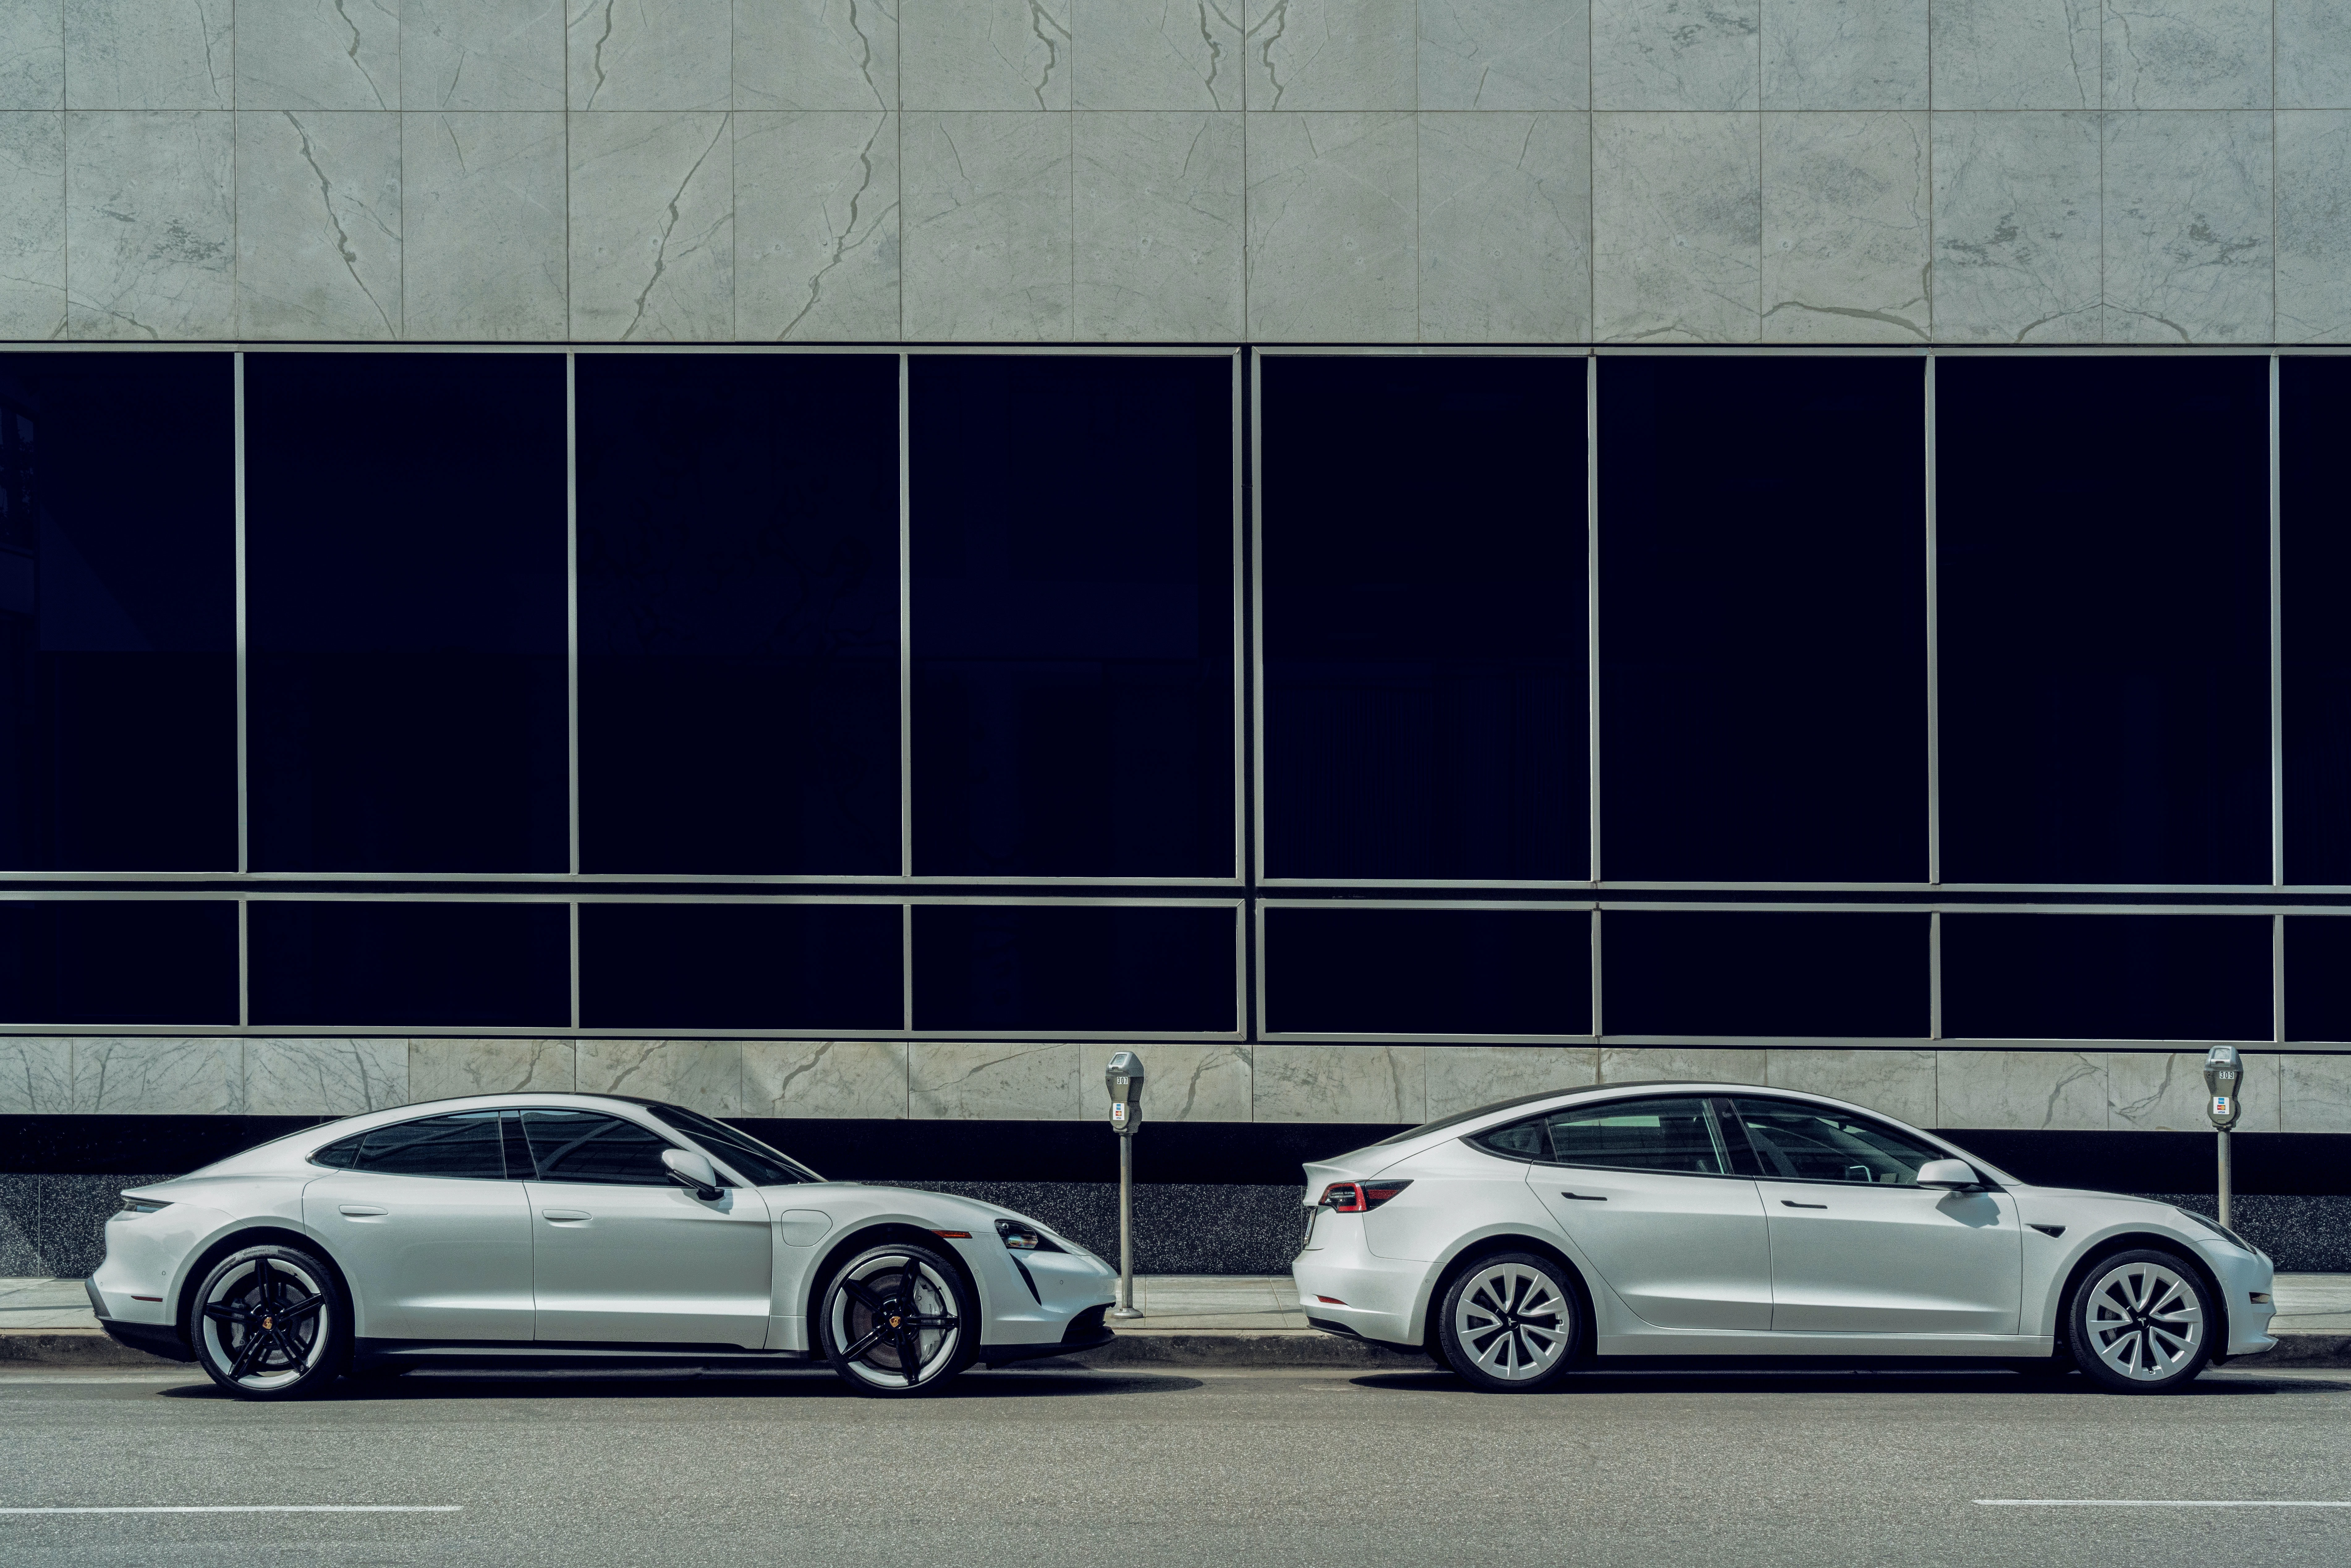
(188, 1243, 349, 1401)
(1435, 1251, 1582, 1393)
(2065, 1248, 2215, 1395)
(819, 1243, 976, 1398)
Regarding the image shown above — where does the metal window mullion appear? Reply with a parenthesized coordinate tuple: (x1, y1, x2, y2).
(566, 353, 580, 878)
(899, 352, 912, 881)
(1929, 908, 1942, 1040)
(1589, 906, 1604, 1040)
(901, 900, 914, 1033)
(1587, 353, 1601, 886)
(2274, 911, 2286, 1045)
(236, 896, 248, 1028)
(1249, 348, 1266, 888)
(569, 900, 581, 1030)
(1924, 351, 1940, 888)
(2270, 353, 2284, 890)
(233, 351, 247, 876)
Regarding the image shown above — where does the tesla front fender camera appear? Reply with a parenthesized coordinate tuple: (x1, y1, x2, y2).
(1292, 1083, 2276, 1394)
(87, 1093, 1118, 1400)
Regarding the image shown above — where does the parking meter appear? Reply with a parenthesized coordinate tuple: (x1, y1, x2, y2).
(1105, 1053, 1145, 1317)
(2203, 1045, 2243, 1228)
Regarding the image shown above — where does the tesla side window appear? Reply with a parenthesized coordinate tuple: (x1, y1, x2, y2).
(520, 1109, 674, 1185)
(1729, 1098, 1945, 1186)
(1538, 1096, 1728, 1175)
(341, 1111, 508, 1179)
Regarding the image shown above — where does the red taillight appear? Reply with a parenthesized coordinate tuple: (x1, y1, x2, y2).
(1319, 1179, 1411, 1213)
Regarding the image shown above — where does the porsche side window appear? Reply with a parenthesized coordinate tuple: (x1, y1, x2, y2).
(1540, 1097, 1726, 1176)
(520, 1108, 674, 1186)
(1729, 1098, 1941, 1186)
(352, 1111, 508, 1179)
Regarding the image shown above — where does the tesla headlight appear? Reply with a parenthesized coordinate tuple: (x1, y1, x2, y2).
(117, 1196, 171, 1216)
(995, 1218, 1065, 1254)
(2176, 1207, 2253, 1253)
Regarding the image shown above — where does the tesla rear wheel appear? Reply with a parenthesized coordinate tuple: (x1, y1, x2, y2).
(1437, 1252, 1581, 1393)
(820, 1243, 974, 1398)
(2067, 1249, 2213, 1394)
(189, 1243, 348, 1401)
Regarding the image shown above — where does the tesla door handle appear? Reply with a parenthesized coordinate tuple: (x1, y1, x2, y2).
(1780, 1200, 1828, 1209)
(1559, 1192, 1608, 1201)
(337, 1204, 388, 1217)
(540, 1209, 591, 1222)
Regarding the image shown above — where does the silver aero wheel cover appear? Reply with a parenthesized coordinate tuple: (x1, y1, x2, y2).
(2083, 1259, 2204, 1381)
(1453, 1261, 1570, 1381)
(198, 1254, 332, 1391)
(831, 1254, 962, 1389)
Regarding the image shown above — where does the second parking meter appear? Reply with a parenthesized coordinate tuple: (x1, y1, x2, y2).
(1106, 1053, 1145, 1318)
(2204, 1045, 2243, 1228)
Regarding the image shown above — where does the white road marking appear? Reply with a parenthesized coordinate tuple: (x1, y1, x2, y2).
(1977, 1501, 2351, 1509)
(0, 1506, 463, 1515)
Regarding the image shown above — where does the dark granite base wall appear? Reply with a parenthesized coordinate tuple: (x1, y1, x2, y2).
(0, 1175, 172, 1277)
(2142, 1194, 2351, 1272)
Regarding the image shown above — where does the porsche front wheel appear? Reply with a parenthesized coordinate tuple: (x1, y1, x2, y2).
(819, 1243, 974, 1397)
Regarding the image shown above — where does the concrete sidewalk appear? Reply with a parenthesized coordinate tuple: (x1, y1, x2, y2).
(11, 1273, 2351, 1370)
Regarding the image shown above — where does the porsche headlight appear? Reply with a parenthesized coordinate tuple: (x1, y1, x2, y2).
(995, 1218, 1064, 1253)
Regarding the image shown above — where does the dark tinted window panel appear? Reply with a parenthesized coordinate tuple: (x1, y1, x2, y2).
(1601, 357, 1926, 882)
(358, 1111, 507, 1179)
(521, 1108, 671, 1185)
(1937, 357, 2269, 884)
(2285, 917, 2351, 1043)
(1602, 910, 1927, 1038)
(579, 902, 903, 1030)
(910, 356, 1234, 877)
(2283, 357, 2351, 885)
(0, 901, 236, 1024)
(245, 354, 568, 873)
(0, 355, 235, 870)
(913, 903, 1235, 1033)
(1261, 357, 1587, 881)
(577, 354, 899, 874)
(1264, 906, 1591, 1036)
(1941, 913, 2270, 1041)
(248, 901, 570, 1027)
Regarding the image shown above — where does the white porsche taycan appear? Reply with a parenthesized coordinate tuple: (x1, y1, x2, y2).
(1294, 1083, 2278, 1394)
(87, 1093, 1118, 1400)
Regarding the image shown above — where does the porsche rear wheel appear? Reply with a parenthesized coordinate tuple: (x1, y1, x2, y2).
(820, 1243, 974, 1398)
(189, 1243, 348, 1401)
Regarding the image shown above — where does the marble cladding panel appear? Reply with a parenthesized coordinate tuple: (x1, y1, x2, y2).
(1252, 1044, 1424, 1123)
(1419, 0, 1589, 112)
(0, 2, 62, 110)
(408, 1038, 578, 1101)
(236, 0, 399, 110)
(2101, 110, 2271, 343)
(1424, 1046, 1598, 1120)
(910, 1041, 1084, 1119)
(1765, 1048, 1936, 1126)
(1929, 0, 2097, 110)
(1592, 110, 1760, 341)
(401, 110, 568, 338)
(0, 1038, 72, 1113)
(70, 1038, 244, 1114)
(1074, 0, 1241, 110)
(64, 109, 235, 338)
(744, 1039, 910, 1118)
(2101, 0, 2268, 111)
(0, 113, 65, 337)
(402, 0, 565, 110)
(576, 1039, 745, 1114)
(1929, 110, 2102, 342)
(1074, 110, 1243, 339)
(902, 0, 1071, 110)
(900, 110, 1071, 338)
(1593, 0, 1759, 112)
(1243, 110, 1415, 341)
(2278, 0, 2351, 111)
(736, 0, 897, 111)
(1241, 0, 1415, 111)
(1759, 0, 1925, 111)
(1417, 110, 1591, 343)
(2281, 1054, 2351, 1134)
(235, 109, 402, 339)
(2276, 111, 2351, 343)
(569, 0, 732, 110)
(1760, 109, 1929, 341)
(244, 1038, 409, 1115)
(1598, 1045, 1768, 1086)
(1134, 1043, 1254, 1122)
(735, 110, 900, 339)
(63, 0, 233, 109)
(2106, 1050, 2281, 1133)
(567, 109, 734, 339)
(1933, 1048, 2104, 1130)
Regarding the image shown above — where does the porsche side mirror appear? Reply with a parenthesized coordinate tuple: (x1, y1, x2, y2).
(662, 1148, 722, 1200)
(1916, 1158, 1978, 1190)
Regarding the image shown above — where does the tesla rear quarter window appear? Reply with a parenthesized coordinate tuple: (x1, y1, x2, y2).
(522, 1109, 673, 1185)
(354, 1111, 507, 1179)
(1541, 1097, 1724, 1175)
(1731, 1098, 1940, 1185)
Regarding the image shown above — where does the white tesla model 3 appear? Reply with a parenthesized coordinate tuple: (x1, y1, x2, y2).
(1293, 1083, 2277, 1394)
(87, 1093, 1118, 1400)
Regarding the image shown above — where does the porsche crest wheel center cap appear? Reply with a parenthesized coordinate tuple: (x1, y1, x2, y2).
(889, 1315, 902, 1328)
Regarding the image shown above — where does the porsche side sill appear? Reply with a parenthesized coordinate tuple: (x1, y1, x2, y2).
(352, 1338, 808, 1372)
(979, 1329, 1115, 1367)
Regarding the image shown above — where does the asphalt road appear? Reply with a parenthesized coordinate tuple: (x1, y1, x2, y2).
(4, 1362, 2351, 1568)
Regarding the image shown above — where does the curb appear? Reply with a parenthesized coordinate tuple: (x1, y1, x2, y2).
(0, 1330, 169, 1369)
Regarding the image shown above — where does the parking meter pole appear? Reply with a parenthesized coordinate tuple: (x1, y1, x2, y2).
(2203, 1045, 2243, 1234)
(1116, 1136, 1137, 1317)
(2217, 1128, 2233, 1232)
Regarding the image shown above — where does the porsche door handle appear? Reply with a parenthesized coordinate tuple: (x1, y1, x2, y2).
(1559, 1192, 1608, 1201)
(1780, 1200, 1827, 1209)
(540, 1209, 591, 1222)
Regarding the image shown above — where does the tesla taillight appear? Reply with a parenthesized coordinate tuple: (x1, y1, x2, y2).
(1320, 1180, 1412, 1213)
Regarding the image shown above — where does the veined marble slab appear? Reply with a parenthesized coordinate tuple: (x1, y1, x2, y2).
(70, 1038, 243, 1115)
(2100, 0, 2269, 111)
(576, 1039, 744, 1115)
(902, 0, 1071, 110)
(235, 108, 402, 339)
(1253, 1043, 1424, 1123)
(1599, 1045, 1768, 1087)
(1419, 0, 1589, 112)
(1760, 109, 1929, 342)
(901, 110, 1072, 339)
(64, 109, 234, 338)
(1241, 0, 1415, 112)
(402, 110, 567, 338)
(745, 1039, 910, 1118)
(245, 1037, 408, 1116)
(408, 1039, 578, 1101)
(2276, 111, 2351, 343)
(736, 0, 899, 112)
(2107, 1049, 2280, 1133)
(735, 110, 900, 339)
(403, 0, 564, 110)
(1417, 110, 1591, 343)
(1760, 0, 1926, 111)
(64, 0, 233, 109)
(0, 1, 62, 110)
(236, 0, 400, 111)
(2282, 1055, 2351, 1134)
(0, 1038, 72, 1114)
(1593, 110, 1760, 341)
(1073, 109, 1244, 341)
(1766, 1047, 1935, 1126)
(568, 0, 731, 111)
(2101, 110, 2271, 344)
(1243, 110, 1414, 341)
(0, 113, 64, 337)
(1593, 0, 1759, 111)
(1122, 1043, 1252, 1121)
(1935, 1048, 2103, 1130)
(1929, 110, 2101, 342)
(2278, 0, 2351, 110)
(1075, 0, 1241, 110)
(910, 1041, 1084, 1119)
(567, 109, 733, 339)
(1425, 1045, 1598, 1120)
(1929, 0, 2097, 110)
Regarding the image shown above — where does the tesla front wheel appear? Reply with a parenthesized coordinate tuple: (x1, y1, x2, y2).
(1436, 1251, 1581, 1393)
(2068, 1249, 2213, 1394)
(190, 1243, 348, 1401)
(820, 1243, 974, 1398)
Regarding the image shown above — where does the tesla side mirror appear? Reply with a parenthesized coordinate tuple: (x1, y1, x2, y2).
(1915, 1158, 1978, 1191)
(661, 1148, 722, 1200)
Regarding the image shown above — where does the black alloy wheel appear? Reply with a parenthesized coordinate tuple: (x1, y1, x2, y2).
(820, 1243, 973, 1397)
(189, 1243, 349, 1400)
